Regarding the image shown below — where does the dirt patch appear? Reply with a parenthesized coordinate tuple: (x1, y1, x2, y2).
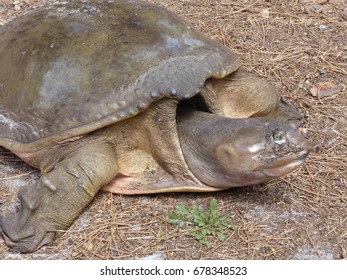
(0, 0, 346, 259)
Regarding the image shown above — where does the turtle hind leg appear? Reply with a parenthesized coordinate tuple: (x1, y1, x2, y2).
(0, 142, 118, 253)
(201, 67, 303, 125)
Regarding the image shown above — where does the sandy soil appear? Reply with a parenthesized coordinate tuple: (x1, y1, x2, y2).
(0, 0, 346, 259)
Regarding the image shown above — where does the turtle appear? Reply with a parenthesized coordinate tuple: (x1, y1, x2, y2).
(0, 0, 316, 253)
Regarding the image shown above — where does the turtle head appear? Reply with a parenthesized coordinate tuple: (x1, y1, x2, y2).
(212, 120, 317, 186)
(177, 110, 317, 188)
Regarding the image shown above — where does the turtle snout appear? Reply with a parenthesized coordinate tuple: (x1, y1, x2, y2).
(302, 140, 319, 153)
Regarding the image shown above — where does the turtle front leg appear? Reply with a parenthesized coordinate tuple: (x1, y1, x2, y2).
(0, 142, 118, 253)
(201, 67, 302, 125)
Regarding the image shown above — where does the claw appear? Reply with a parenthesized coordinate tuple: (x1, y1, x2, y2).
(41, 177, 57, 192)
(18, 184, 41, 210)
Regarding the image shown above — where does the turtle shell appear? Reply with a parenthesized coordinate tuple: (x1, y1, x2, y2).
(0, 0, 240, 152)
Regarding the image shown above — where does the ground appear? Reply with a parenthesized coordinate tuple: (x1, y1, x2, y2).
(0, 0, 346, 260)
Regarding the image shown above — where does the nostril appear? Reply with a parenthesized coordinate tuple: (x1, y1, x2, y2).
(303, 140, 319, 153)
(308, 144, 320, 153)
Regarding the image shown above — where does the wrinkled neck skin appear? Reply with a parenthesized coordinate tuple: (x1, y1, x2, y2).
(176, 108, 313, 188)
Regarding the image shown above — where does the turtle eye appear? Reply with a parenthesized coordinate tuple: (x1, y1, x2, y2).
(272, 129, 286, 145)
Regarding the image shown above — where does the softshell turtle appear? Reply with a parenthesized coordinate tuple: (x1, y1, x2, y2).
(0, 0, 315, 253)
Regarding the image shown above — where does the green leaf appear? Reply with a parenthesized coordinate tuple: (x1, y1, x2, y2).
(230, 225, 238, 231)
(210, 198, 218, 216)
(201, 229, 212, 236)
(168, 212, 177, 220)
(176, 204, 190, 215)
(199, 238, 211, 248)
(216, 232, 226, 241)
(168, 199, 238, 247)
(191, 231, 205, 240)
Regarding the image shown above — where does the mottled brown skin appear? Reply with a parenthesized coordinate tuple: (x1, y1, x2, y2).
(203, 68, 303, 124)
(0, 0, 314, 253)
(177, 108, 315, 188)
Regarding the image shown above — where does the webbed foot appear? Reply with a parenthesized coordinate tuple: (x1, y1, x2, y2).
(0, 182, 59, 253)
(0, 142, 118, 253)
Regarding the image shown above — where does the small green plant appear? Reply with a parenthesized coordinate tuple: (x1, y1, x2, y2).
(169, 198, 237, 247)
